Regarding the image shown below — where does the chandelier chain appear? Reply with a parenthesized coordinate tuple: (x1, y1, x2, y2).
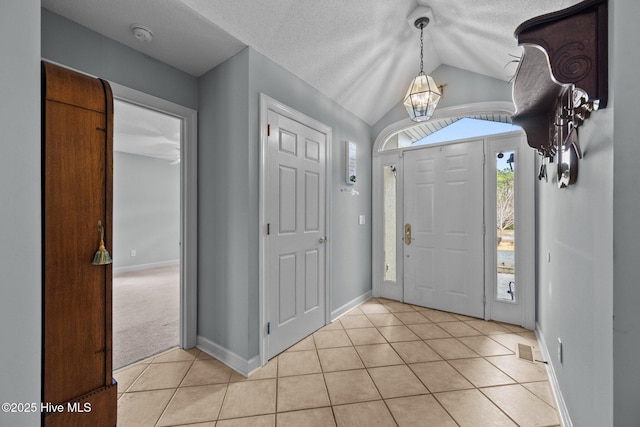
(419, 24, 424, 74)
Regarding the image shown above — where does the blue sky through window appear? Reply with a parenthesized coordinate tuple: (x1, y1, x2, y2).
(414, 118, 521, 146)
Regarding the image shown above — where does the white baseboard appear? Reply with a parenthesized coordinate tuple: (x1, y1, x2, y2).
(536, 322, 573, 427)
(331, 290, 372, 321)
(113, 259, 179, 275)
(196, 335, 260, 377)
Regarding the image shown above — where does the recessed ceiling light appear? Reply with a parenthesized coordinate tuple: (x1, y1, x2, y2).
(130, 24, 154, 42)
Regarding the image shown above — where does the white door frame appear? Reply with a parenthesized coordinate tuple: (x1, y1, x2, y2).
(110, 82, 198, 349)
(259, 94, 332, 366)
(372, 102, 515, 299)
(372, 101, 535, 328)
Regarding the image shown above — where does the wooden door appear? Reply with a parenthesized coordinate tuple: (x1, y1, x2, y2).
(42, 62, 117, 426)
(403, 142, 485, 318)
(266, 110, 327, 358)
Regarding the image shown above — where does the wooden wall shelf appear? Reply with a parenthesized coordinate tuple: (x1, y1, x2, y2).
(511, 0, 608, 153)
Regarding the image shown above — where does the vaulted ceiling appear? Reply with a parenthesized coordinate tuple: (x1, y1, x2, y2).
(42, 0, 581, 126)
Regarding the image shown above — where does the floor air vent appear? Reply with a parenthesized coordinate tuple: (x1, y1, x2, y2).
(517, 343, 535, 362)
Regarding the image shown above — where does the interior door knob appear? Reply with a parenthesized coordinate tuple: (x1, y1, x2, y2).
(405, 224, 412, 245)
(319, 237, 327, 243)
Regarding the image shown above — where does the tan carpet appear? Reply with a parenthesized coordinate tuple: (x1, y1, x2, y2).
(112, 264, 179, 369)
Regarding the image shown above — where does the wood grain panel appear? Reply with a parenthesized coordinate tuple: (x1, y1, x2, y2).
(42, 61, 116, 426)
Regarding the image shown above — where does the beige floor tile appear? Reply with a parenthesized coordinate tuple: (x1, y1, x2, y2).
(196, 350, 215, 361)
(410, 361, 474, 393)
(449, 358, 516, 387)
(367, 365, 428, 398)
(342, 306, 364, 316)
(407, 323, 452, 339)
(181, 359, 233, 386)
(377, 325, 420, 342)
(360, 302, 390, 314)
(465, 319, 511, 335)
(426, 338, 480, 359)
(339, 314, 374, 329)
(489, 333, 539, 354)
(247, 357, 279, 380)
(218, 379, 277, 419)
(117, 389, 175, 427)
(391, 340, 442, 363)
(486, 355, 549, 383)
(217, 414, 275, 427)
(319, 321, 344, 331)
(393, 311, 431, 325)
(420, 310, 459, 323)
(498, 322, 532, 333)
(175, 422, 217, 427)
(522, 381, 557, 408)
(333, 400, 396, 427)
(317, 347, 365, 372)
(113, 363, 148, 393)
(481, 384, 560, 426)
(276, 407, 336, 427)
(128, 361, 192, 391)
(355, 343, 404, 367)
(452, 313, 477, 321)
(457, 336, 513, 356)
(345, 327, 387, 345)
(286, 335, 316, 352)
(313, 330, 352, 349)
(156, 384, 227, 426)
(436, 389, 517, 427)
(324, 369, 381, 405)
(366, 313, 404, 326)
(382, 302, 417, 313)
(438, 321, 484, 337)
(386, 395, 458, 427)
(152, 347, 199, 363)
(277, 350, 322, 377)
(277, 373, 330, 412)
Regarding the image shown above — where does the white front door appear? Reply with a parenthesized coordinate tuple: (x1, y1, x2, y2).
(403, 141, 484, 318)
(265, 109, 327, 358)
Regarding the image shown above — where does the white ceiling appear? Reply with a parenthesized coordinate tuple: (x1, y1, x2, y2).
(42, 0, 581, 126)
(113, 100, 181, 162)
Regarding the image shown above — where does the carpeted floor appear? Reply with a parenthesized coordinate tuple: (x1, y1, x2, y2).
(112, 264, 179, 370)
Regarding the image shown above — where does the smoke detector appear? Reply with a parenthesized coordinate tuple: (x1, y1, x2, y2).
(131, 24, 154, 42)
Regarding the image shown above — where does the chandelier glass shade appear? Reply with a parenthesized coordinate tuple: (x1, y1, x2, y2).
(404, 17, 441, 122)
(403, 73, 441, 122)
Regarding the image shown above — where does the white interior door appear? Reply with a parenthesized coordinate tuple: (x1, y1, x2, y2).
(403, 141, 484, 318)
(266, 110, 326, 358)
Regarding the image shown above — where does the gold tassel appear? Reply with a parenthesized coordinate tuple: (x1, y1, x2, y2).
(93, 220, 113, 265)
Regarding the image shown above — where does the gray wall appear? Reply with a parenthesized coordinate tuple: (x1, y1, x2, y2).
(372, 64, 514, 140)
(197, 47, 372, 360)
(612, 0, 640, 425)
(41, 9, 198, 110)
(0, 0, 41, 426)
(536, 109, 613, 427)
(113, 152, 180, 270)
(198, 48, 252, 358)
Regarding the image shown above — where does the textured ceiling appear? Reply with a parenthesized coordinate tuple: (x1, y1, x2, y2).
(42, 0, 582, 126)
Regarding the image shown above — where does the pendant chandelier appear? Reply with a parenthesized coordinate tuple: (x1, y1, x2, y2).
(403, 17, 441, 122)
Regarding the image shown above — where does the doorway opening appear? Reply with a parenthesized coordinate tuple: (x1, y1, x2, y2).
(112, 100, 181, 369)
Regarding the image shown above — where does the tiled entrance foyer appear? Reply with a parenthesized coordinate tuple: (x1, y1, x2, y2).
(115, 298, 561, 426)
